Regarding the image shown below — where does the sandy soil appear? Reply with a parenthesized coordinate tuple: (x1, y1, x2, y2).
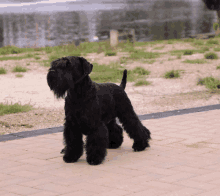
(0, 42, 220, 134)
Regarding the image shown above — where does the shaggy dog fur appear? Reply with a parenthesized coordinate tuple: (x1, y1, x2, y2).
(47, 56, 151, 165)
(203, 0, 220, 10)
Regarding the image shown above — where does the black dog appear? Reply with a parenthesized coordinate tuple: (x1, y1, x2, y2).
(47, 56, 151, 165)
(203, 0, 220, 10)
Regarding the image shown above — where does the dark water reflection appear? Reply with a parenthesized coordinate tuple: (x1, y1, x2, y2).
(0, 0, 217, 48)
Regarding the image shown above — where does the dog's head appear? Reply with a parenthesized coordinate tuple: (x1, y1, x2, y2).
(47, 56, 93, 98)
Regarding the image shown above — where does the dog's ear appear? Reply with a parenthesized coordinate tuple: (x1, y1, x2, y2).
(79, 57, 93, 75)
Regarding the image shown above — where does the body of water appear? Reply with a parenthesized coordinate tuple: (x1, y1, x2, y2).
(0, 0, 217, 48)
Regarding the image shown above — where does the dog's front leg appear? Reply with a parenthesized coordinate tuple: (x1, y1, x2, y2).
(63, 120, 83, 163)
(86, 123, 109, 165)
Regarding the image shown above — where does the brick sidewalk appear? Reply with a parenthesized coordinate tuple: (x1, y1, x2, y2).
(0, 109, 220, 196)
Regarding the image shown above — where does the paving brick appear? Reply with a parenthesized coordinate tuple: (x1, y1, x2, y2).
(0, 109, 220, 196)
(158, 172, 197, 183)
(160, 187, 203, 196)
(29, 191, 59, 196)
(195, 188, 220, 196)
(2, 185, 41, 195)
(175, 179, 218, 191)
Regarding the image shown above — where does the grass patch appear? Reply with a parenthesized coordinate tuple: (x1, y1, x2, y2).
(0, 121, 33, 129)
(105, 51, 117, 56)
(197, 76, 220, 90)
(183, 59, 207, 64)
(90, 62, 127, 83)
(0, 67, 7, 74)
(0, 45, 23, 55)
(183, 50, 194, 55)
(153, 46, 165, 50)
(34, 56, 41, 60)
(12, 66, 27, 73)
(0, 53, 35, 61)
(0, 102, 33, 116)
(129, 50, 160, 60)
(197, 47, 210, 53)
(78, 41, 112, 54)
(182, 38, 194, 43)
(214, 47, 220, 52)
(206, 39, 219, 45)
(217, 65, 220, 69)
(40, 60, 50, 67)
(164, 70, 181, 79)
(90, 62, 151, 83)
(194, 40, 204, 46)
(134, 80, 151, 86)
(120, 57, 129, 64)
(170, 49, 195, 56)
(132, 66, 150, 75)
(204, 52, 218, 60)
(16, 74, 23, 77)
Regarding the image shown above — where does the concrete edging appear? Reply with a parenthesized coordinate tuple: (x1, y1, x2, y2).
(1, 104, 220, 142)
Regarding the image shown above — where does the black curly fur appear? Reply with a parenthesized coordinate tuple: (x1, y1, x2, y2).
(203, 0, 220, 10)
(47, 56, 151, 165)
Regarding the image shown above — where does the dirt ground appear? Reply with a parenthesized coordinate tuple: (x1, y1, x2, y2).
(0, 42, 220, 134)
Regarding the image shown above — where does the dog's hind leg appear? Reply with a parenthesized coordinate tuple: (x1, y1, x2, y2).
(106, 119, 123, 149)
(63, 120, 83, 163)
(116, 93, 151, 152)
(86, 123, 109, 165)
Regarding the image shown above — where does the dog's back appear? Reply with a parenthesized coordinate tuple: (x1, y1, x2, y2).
(120, 69, 127, 90)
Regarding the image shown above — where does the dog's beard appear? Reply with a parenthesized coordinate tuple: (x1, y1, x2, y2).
(53, 87, 67, 99)
(47, 74, 67, 99)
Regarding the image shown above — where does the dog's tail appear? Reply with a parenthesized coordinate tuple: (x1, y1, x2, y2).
(120, 69, 127, 89)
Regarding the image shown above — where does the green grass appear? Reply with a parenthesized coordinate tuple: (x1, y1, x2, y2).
(120, 57, 129, 64)
(217, 65, 220, 69)
(0, 102, 33, 116)
(12, 66, 27, 73)
(204, 52, 218, 60)
(164, 70, 181, 79)
(134, 80, 151, 86)
(206, 39, 219, 45)
(0, 46, 23, 55)
(194, 40, 204, 46)
(197, 76, 220, 90)
(170, 49, 195, 56)
(153, 46, 165, 50)
(89, 62, 150, 84)
(183, 50, 194, 55)
(129, 50, 160, 60)
(182, 38, 194, 43)
(198, 47, 209, 53)
(105, 51, 117, 56)
(214, 47, 220, 52)
(15, 74, 23, 78)
(34, 56, 41, 60)
(0, 67, 6, 74)
(183, 59, 207, 64)
(90, 62, 126, 83)
(132, 66, 150, 75)
(2, 37, 220, 89)
(40, 60, 50, 67)
(0, 53, 35, 61)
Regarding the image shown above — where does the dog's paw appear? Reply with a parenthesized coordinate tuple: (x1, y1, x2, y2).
(60, 148, 66, 154)
(63, 154, 79, 163)
(108, 142, 122, 149)
(143, 127, 151, 140)
(132, 140, 150, 152)
(87, 158, 104, 165)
